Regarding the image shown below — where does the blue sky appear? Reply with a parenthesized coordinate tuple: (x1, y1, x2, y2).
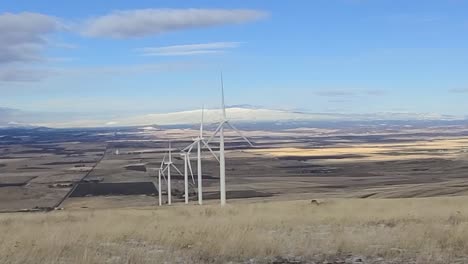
(1, 0, 467, 116)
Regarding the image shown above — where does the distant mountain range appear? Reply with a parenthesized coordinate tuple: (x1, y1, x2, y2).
(0, 106, 465, 129)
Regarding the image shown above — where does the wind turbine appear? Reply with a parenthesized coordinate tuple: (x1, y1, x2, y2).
(180, 150, 196, 204)
(148, 166, 164, 206)
(183, 107, 219, 205)
(208, 73, 254, 206)
(147, 158, 168, 206)
(158, 168, 162, 206)
(160, 142, 183, 205)
(156, 157, 168, 206)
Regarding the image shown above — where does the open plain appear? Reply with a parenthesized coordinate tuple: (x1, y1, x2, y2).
(1, 121, 468, 211)
(2, 122, 468, 263)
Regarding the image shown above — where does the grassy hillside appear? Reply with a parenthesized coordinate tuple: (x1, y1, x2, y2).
(1, 197, 468, 263)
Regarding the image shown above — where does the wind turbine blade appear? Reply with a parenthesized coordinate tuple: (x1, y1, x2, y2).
(220, 72, 226, 119)
(188, 142, 195, 153)
(207, 121, 224, 144)
(200, 105, 204, 138)
(160, 154, 166, 169)
(226, 121, 254, 147)
(172, 164, 184, 176)
(183, 141, 196, 152)
(201, 140, 219, 162)
(187, 154, 195, 184)
(168, 141, 172, 162)
(161, 169, 168, 183)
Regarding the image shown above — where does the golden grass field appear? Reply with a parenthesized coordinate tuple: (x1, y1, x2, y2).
(248, 137, 468, 163)
(1, 197, 468, 264)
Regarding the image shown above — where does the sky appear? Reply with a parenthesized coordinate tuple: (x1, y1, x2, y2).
(1, 0, 468, 117)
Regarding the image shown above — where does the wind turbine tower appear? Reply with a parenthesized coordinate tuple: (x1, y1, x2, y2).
(183, 107, 219, 205)
(180, 151, 195, 204)
(161, 142, 183, 205)
(208, 73, 254, 206)
(158, 168, 162, 206)
(197, 108, 204, 204)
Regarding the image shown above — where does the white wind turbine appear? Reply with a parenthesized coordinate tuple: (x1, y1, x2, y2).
(180, 150, 196, 204)
(158, 168, 162, 206)
(155, 158, 168, 206)
(147, 167, 163, 206)
(160, 141, 183, 205)
(183, 107, 219, 205)
(208, 73, 254, 206)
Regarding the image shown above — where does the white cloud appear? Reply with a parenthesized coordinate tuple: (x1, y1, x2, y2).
(51, 42, 79, 49)
(139, 42, 241, 56)
(0, 67, 50, 82)
(448, 88, 468, 93)
(0, 12, 62, 82)
(57, 62, 199, 76)
(0, 10, 265, 81)
(0, 12, 61, 64)
(82, 9, 268, 38)
(316, 90, 356, 97)
(315, 89, 386, 97)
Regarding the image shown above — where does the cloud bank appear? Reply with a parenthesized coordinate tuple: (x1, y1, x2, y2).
(0, 68, 50, 82)
(315, 89, 386, 97)
(139, 42, 241, 56)
(0, 12, 61, 82)
(0, 12, 61, 64)
(82, 9, 268, 38)
(0, 9, 267, 82)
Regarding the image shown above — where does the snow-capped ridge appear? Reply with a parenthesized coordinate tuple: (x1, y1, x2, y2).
(1, 105, 465, 128)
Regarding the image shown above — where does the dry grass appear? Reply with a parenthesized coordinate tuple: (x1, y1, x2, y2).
(1, 197, 468, 263)
(248, 137, 468, 163)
